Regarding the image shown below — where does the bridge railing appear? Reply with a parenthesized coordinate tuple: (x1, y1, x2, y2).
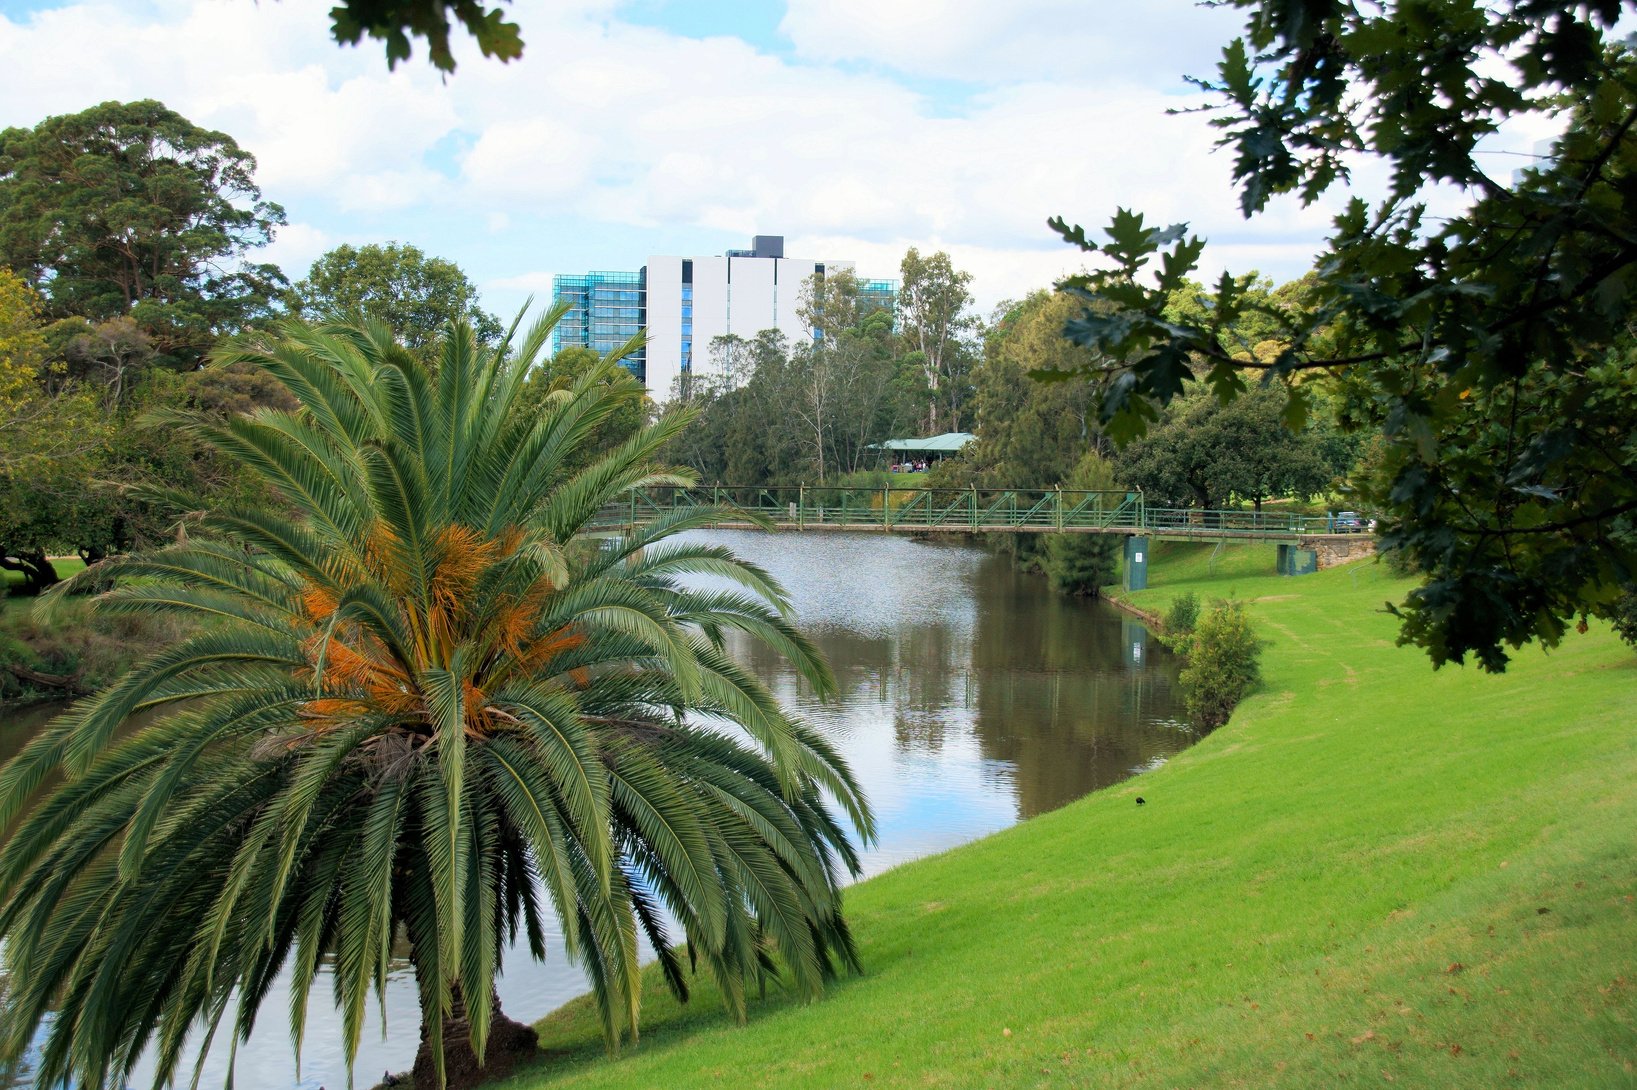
(588, 487, 1343, 537)
(1142, 508, 1329, 536)
(590, 486, 1146, 532)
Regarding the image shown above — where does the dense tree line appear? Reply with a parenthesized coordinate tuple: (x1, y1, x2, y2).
(926, 283, 1357, 595)
(0, 100, 537, 595)
(0, 96, 1352, 608)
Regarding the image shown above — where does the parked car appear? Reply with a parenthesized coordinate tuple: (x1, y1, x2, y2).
(1332, 510, 1365, 533)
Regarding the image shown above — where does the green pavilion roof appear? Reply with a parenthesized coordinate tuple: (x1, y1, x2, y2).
(870, 432, 976, 453)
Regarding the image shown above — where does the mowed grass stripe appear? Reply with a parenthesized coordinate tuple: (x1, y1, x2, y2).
(509, 544, 1637, 1089)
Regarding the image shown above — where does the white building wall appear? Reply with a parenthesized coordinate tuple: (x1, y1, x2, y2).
(773, 258, 819, 341)
(690, 257, 731, 391)
(640, 250, 870, 403)
(728, 257, 776, 340)
(644, 256, 683, 400)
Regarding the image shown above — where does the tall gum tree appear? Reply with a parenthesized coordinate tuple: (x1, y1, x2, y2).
(0, 99, 287, 369)
(897, 248, 977, 434)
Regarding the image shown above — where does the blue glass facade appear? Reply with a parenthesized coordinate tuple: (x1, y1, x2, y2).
(860, 278, 898, 319)
(551, 270, 647, 381)
(681, 283, 694, 374)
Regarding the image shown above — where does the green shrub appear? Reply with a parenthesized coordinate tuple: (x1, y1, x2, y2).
(1180, 599, 1265, 731)
(1611, 585, 1637, 649)
(1161, 591, 1201, 647)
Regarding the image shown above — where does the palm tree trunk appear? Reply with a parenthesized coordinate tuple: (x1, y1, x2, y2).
(409, 974, 538, 1090)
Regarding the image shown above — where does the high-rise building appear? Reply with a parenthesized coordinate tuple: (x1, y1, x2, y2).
(550, 270, 646, 374)
(552, 235, 895, 400)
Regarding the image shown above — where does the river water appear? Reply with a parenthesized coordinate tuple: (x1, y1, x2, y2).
(0, 531, 1188, 1089)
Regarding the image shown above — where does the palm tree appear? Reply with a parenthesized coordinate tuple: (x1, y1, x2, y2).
(0, 310, 873, 1090)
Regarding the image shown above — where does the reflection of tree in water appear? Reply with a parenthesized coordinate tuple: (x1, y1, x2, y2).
(967, 555, 1185, 819)
(720, 544, 1189, 820)
(730, 621, 972, 753)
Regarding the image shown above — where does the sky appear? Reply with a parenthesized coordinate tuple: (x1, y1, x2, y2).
(0, 0, 1555, 321)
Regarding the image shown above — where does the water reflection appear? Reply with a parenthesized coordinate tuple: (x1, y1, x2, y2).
(0, 530, 1187, 1088)
(709, 531, 1186, 874)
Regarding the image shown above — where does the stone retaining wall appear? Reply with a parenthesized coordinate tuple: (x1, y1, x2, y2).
(1299, 534, 1377, 569)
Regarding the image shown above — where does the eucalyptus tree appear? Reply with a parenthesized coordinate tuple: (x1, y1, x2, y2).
(0, 309, 873, 1089)
(897, 248, 977, 433)
(0, 100, 286, 368)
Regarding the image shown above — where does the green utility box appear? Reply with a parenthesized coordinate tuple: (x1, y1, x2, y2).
(1123, 536, 1149, 591)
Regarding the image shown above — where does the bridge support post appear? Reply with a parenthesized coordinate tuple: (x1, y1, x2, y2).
(1123, 536, 1149, 592)
(1120, 615, 1148, 669)
(1277, 543, 1317, 576)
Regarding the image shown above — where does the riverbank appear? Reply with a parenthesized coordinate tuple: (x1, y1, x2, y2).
(510, 542, 1637, 1088)
(1, 572, 195, 705)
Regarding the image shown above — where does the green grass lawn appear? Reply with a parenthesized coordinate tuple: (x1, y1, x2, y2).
(1, 558, 86, 605)
(508, 544, 1637, 1089)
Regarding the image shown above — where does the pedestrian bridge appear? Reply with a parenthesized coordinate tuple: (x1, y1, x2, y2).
(593, 486, 1371, 586)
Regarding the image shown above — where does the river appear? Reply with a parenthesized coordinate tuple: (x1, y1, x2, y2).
(0, 530, 1189, 1089)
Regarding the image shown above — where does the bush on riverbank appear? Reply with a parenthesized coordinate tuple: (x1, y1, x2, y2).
(1177, 597, 1265, 730)
(1159, 589, 1200, 645)
(512, 544, 1636, 1089)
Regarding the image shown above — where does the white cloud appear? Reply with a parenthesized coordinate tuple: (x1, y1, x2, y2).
(462, 117, 595, 201)
(779, 0, 1245, 87)
(484, 270, 560, 294)
(0, 0, 1349, 316)
(258, 221, 335, 280)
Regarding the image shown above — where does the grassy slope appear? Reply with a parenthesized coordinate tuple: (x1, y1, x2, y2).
(512, 543, 1637, 1089)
